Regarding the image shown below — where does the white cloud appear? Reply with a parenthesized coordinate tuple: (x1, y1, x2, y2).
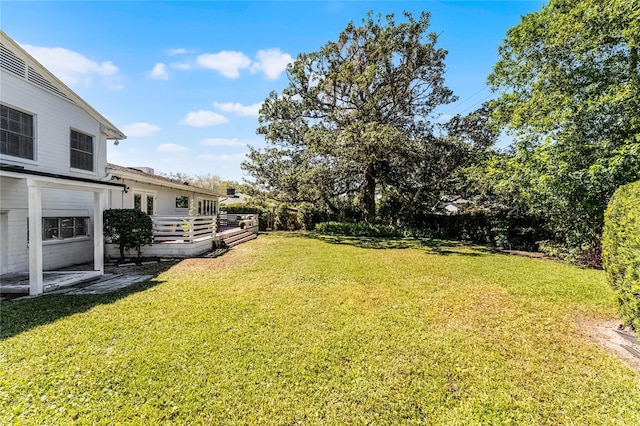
(150, 63, 169, 80)
(172, 62, 191, 70)
(198, 152, 248, 161)
(122, 122, 161, 137)
(21, 44, 123, 89)
(180, 110, 229, 127)
(157, 143, 189, 153)
(213, 102, 262, 117)
(168, 48, 188, 56)
(251, 48, 293, 80)
(196, 51, 251, 78)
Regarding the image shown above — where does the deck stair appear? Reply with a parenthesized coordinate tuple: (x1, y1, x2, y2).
(219, 225, 258, 248)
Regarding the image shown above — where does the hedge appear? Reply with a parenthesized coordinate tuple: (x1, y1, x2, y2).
(603, 180, 640, 330)
(315, 222, 432, 239)
(103, 209, 154, 260)
(221, 203, 265, 214)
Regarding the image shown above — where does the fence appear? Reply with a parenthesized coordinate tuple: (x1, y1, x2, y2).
(152, 215, 217, 243)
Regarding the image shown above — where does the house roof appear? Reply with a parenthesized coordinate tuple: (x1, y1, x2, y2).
(0, 30, 126, 141)
(107, 164, 224, 197)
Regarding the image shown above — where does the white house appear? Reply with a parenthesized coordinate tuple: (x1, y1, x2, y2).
(105, 164, 225, 258)
(0, 30, 127, 295)
(0, 31, 234, 296)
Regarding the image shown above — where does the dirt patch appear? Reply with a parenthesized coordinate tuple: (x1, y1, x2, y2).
(169, 252, 245, 274)
(501, 249, 549, 259)
(580, 318, 640, 375)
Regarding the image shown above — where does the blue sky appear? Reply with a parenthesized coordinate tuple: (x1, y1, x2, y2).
(2, 1, 544, 182)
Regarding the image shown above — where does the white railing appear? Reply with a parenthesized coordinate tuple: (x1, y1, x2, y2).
(152, 215, 217, 243)
(222, 213, 257, 228)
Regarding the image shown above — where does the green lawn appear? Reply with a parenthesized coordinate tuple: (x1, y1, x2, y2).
(1, 233, 639, 424)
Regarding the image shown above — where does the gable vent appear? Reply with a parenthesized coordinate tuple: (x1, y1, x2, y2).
(0, 43, 27, 78)
(27, 66, 75, 103)
(0, 42, 76, 105)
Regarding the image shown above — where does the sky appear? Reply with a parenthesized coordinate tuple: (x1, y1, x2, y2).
(2, 1, 545, 182)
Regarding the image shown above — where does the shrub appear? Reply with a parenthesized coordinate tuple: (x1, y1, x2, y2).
(103, 209, 154, 260)
(538, 240, 602, 269)
(415, 211, 548, 251)
(275, 203, 290, 230)
(315, 222, 432, 239)
(222, 203, 264, 215)
(297, 202, 318, 230)
(602, 180, 640, 330)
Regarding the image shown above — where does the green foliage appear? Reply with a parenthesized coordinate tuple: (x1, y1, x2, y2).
(221, 203, 265, 215)
(275, 202, 291, 230)
(159, 172, 226, 194)
(3, 234, 638, 424)
(603, 180, 640, 330)
(243, 11, 458, 222)
(481, 0, 640, 248)
(296, 202, 319, 230)
(538, 240, 602, 269)
(103, 209, 154, 260)
(315, 221, 432, 239)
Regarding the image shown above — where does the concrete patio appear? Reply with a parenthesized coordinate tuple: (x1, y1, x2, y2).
(1, 269, 155, 300)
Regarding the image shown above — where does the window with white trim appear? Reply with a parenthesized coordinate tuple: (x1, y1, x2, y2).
(176, 196, 189, 209)
(133, 191, 156, 215)
(1, 104, 34, 160)
(197, 198, 216, 216)
(70, 129, 94, 171)
(43, 217, 89, 240)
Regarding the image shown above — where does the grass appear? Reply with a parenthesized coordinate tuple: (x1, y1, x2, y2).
(1, 233, 639, 424)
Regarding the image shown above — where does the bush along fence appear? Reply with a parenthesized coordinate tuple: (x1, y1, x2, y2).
(221, 203, 271, 231)
(603, 180, 640, 331)
(314, 211, 549, 251)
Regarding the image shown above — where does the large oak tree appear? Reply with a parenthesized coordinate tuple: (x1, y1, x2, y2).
(243, 11, 456, 222)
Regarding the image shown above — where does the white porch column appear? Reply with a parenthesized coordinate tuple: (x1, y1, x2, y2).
(93, 189, 106, 274)
(27, 179, 43, 296)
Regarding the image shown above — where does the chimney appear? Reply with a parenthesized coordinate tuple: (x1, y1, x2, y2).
(227, 187, 236, 196)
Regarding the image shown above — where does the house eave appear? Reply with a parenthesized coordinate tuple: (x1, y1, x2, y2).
(0, 165, 126, 190)
(107, 165, 224, 198)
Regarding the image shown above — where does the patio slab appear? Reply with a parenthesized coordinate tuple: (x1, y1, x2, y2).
(50, 274, 153, 295)
(1, 271, 102, 294)
(1, 271, 154, 298)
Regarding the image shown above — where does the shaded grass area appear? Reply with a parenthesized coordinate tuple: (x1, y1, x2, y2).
(1, 233, 639, 424)
(306, 231, 497, 254)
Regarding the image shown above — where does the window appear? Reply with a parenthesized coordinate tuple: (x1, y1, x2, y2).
(43, 217, 89, 240)
(176, 196, 189, 209)
(134, 194, 142, 211)
(197, 198, 216, 215)
(146, 195, 154, 215)
(70, 129, 94, 171)
(1, 104, 34, 160)
(133, 191, 155, 215)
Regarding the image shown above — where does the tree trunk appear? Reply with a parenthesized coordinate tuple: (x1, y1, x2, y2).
(363, 167, 376, 223)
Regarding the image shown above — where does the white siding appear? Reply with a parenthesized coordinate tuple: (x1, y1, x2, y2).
(108, 179, 210, 216)
(1, 177, 27, 273)
(0, 71, 108, 179)
(0, 177, 95, 272)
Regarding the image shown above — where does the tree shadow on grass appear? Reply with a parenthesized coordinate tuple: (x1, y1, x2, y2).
(304, 232, 497, 256)
(0, 267, 171, 341)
